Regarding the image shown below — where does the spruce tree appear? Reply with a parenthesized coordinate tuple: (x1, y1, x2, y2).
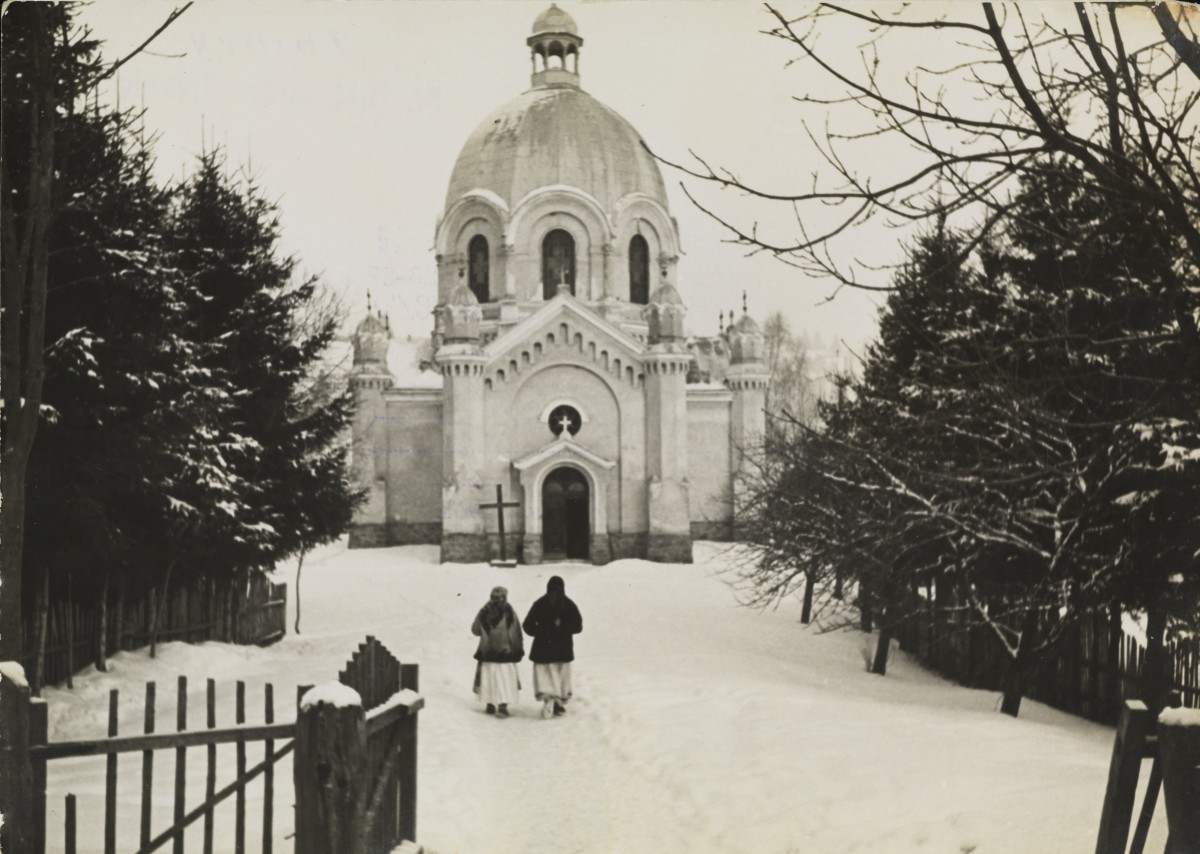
(168, 151, 360, 580)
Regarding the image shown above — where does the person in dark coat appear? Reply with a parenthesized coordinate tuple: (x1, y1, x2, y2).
(522, 575, 583, 718)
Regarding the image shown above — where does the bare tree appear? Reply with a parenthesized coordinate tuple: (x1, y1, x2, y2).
(654, 1, 1199, 319)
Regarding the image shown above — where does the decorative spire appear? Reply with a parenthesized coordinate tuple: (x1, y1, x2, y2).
(742, 290, 748, 314)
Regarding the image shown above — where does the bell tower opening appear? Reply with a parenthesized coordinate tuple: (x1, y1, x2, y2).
(542, 229, 576, 299)
(629, 234, 650, 305)
(468, 234, 490, 303)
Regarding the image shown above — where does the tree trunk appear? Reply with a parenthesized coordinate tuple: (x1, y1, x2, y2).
(0, 5, 57, 663)
(114, 582, 125, 653)
(65, 575, 74, 690)
(872, 618, 893, 676)
(32, 571, 49, 696)
(859, 582, 873, 633)
(1000, 611, 1042, 717)
(294, 551, 305, 635)
(800, 570, 815, 625)
(149, 586, 158, 659)
(1000, 666, 1025, 717)
(95, 576, 108, 672)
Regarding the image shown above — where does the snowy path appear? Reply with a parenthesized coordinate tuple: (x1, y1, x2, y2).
(41, 541, 1166, 854)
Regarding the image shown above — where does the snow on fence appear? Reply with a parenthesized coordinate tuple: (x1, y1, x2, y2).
(894, 606, 1199, 723)
(0, 637, 422, 854)
(1094, 700, 1200, 854)
(19, 571, 287, 694)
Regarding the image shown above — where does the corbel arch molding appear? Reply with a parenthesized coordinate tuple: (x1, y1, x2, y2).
(436, 192, 510, 303)
(507, 184, 612, 250)
(435, 191, 510, 258)
(613, 194, 679, 259)
(484, 321, 645, 391)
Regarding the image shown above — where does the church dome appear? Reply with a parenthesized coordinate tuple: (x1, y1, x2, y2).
(445, 87, 668, 215)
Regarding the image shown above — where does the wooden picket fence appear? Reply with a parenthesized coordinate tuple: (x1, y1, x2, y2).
(20, 571, 287, 694)
(0, 637, 422, 854)
(893, 603, 1200, 723)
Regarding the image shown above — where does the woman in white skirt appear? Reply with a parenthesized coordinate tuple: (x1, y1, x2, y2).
(522, 575, 583, 718)
(471, 586, 524, 718)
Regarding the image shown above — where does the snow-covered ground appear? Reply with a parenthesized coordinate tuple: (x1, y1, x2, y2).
(41, 540, 1167, 853)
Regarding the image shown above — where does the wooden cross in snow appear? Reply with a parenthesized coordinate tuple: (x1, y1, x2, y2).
(479, 484, 520, 565)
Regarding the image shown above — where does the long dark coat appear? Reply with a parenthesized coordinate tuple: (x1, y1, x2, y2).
(522, 593, 583, 664)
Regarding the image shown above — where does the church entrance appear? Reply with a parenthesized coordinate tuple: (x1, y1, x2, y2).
(542, 467, 590, 560)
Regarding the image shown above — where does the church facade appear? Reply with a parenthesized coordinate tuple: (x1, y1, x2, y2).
(349, 5, 769, 565)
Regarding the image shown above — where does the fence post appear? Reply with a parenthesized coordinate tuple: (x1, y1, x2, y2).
(294, 683, 367, 854)
(399, 664, 420, 843)
(1095, 700, 1153, 854)
(1158, 707, 1200, 854)
(1, 662, 41, 853)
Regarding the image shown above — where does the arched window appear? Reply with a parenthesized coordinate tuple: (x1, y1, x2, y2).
(542, 229, 575, 299)
(468, 235, 489, 303)
(629, 234, 650, 305)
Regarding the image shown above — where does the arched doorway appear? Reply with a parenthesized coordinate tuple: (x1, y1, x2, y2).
(542, 467, 589, 560)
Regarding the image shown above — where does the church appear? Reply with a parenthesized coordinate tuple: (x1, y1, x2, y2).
(349, 4, 769, 565)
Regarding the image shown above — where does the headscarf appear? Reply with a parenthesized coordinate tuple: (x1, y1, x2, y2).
(480, 585, 514, 630)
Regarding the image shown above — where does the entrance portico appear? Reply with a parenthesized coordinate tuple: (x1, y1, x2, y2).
(513, 434, 615, 565)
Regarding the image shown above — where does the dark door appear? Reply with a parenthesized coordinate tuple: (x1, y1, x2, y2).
(542, 467, 590, 560)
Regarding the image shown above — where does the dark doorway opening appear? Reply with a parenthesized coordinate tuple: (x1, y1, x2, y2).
(542, 229, 576, 299)
(542, 467, 590, 560)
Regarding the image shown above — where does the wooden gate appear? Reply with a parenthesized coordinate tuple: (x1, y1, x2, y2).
(0, 638, 422, 853)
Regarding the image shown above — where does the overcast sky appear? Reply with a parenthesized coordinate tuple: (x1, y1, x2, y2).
(74, 0, 1091, 355)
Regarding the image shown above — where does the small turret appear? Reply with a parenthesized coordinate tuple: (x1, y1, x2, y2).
(353, 309, 392, 369)
(728, 311, 765, 366)
(437, 280, 483, 345)
(644, 279, 686, 346)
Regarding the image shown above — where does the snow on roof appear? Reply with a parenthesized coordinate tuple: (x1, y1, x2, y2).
(1159, 707, 1200, 728)
(388, 336, 443, 390)
(299, 682, 363, 711)
(0, 660, 28, 688)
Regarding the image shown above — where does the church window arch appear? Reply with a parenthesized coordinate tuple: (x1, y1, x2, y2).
(468, 234, 489, 303)
(542, 229, 575, 299)
(629, 234, 650, 304)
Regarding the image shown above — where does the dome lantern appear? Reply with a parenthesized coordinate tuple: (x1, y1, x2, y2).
(527, 4, 583, 89)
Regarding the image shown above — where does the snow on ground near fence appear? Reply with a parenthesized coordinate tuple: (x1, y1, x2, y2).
(42, 540, 1168, 854)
